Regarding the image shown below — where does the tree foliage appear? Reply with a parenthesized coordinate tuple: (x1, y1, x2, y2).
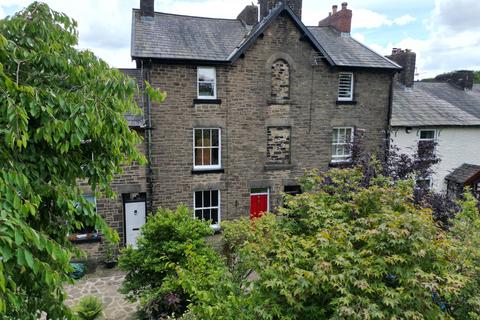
(0, 2, 163, 318)
(122, 167, 480, 320)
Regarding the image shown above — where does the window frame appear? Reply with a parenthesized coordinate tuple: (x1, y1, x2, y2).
(331, 127, 354, 163)
(338, 72, 354, 101)
(68, 195, 100, 242)
(197, 66, 217, 100)
(419, 129, 437, 141)
(193, 190, 221, 228)
(416, 177, 433, 190)
(193, 128, 222, 171)
(418, 129, 437, 158)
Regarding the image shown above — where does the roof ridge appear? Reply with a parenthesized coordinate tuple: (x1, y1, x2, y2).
(132, 8, 240, 22)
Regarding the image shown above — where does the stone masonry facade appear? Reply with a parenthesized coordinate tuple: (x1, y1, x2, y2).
(76, 1, 395, 259)
(271, 59, 290, 100)
(145, 14, 392, 221)
(267, 127, 291, 164)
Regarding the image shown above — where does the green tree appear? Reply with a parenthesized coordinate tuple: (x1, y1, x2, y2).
(180, 167, 480, 319)
(0, 2, 164, 318)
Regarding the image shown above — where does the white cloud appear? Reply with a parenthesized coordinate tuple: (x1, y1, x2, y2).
(352, 32, 366, 43)
(357, 0, 480, 79)
(2, 0, 477, 77)
(352, 9, 416, 29)
(393, 14, 416, 26)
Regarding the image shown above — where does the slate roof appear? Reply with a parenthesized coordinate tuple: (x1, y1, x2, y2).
(131, 4, 400, 70)
(307, 26, 399, 69)
(119, 68, 145, 128)
(445, 163, 480, 184)
(131, 10, 248, 61)
(391, 82, 480, 127)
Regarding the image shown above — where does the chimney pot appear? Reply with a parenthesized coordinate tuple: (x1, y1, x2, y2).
(387, 48, 416, 87)
(435, 70, 474, 90)
(319, 2, 352, 33)
(259, 0, 303, 20)
(140, 0, 154, 17)
(237, 4, 259, 25)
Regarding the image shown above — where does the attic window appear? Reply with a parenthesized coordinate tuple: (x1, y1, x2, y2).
(338, 72, 354, 101)
(197, 67, 217, 99)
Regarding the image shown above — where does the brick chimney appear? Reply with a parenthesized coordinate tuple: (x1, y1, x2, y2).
(140, 0, 154, 17)
(318, 2, 352, 34)
(387, 48, 416, 87)
(237, 4, 259, 25)
(259, 0, 303, 20)
(435, 70, 474, 90)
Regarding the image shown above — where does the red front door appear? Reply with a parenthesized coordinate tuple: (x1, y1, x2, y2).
(250, 193, 269, 220)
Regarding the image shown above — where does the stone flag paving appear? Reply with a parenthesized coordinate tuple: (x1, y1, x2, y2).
(65, 267, 138, 320)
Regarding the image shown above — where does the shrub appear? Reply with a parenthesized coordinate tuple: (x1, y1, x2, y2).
(119, 206, 224, 319)
(192, 168, 480, 319)
(121, 169, 480, 320)
(74, 296, 103, 320)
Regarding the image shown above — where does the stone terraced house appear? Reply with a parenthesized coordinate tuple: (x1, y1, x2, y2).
(73, 0, 401, 259)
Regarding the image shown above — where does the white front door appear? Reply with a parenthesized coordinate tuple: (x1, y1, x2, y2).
(125, 202, 146, 247)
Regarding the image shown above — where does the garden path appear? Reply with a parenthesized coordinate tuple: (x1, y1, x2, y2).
(65, 266, 137, 320)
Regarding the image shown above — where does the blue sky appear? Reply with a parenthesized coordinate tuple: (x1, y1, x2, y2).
(1, 0, 479, 79)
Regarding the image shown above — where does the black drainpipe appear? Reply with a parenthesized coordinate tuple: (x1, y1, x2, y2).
(141, 60, 154, 214)
(385, 72, 395, 162)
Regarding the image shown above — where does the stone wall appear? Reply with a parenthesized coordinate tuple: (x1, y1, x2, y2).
(271, 59, 290, 100)
(146, 14, 392, 222)
(267, 126, 291, 164)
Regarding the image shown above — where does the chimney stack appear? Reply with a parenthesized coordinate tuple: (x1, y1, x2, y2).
(318, 2, 352, 34)
(237, 4, 259, 25)
(387, 48, 416, 88)
(140, 0, 154, 17)
(435, 70, 474, 90)
(259, 0, 303, 20)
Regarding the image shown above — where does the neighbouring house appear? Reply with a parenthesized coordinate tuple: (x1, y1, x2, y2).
(445, 163, 480, 200)
(74, 0, 401, 258)
(389, 48, 480, 192)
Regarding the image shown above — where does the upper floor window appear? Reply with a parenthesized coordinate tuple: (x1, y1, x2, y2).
(338, 72, 354, 101)
(193, 128, 221, 170)
(332, 127, 354, 162)
(197, 67, 216, 99)
(271, 59, 290, 100)
(418, 129, 436, 159)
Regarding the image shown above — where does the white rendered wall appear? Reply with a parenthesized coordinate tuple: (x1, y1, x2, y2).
(391, 127, 480, 191)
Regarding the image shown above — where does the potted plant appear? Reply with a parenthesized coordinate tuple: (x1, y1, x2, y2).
(74, 295, 103, 320)
(104, 241, 117, 269)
